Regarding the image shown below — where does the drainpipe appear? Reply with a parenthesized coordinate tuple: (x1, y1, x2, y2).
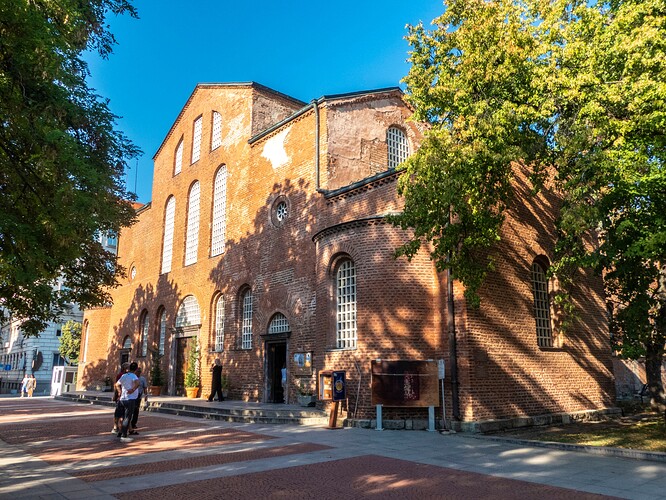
(447, 264, 461, 421)
(311, 99, 320, 191)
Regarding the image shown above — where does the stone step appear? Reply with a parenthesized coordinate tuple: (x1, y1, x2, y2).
(55, 392, 332, 427)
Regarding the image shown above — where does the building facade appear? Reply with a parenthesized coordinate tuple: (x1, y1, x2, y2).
(78, 83, 615, 429)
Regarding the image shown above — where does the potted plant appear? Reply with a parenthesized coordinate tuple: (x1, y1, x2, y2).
(184, 340, 200, 398)
(148, 351, 164, 396)
(103, 376, 113, 392)
(297, 379, 316, 407)
(220, 374, 230, 399)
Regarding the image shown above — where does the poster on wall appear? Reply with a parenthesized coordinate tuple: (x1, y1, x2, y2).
(292, 351, 313, 376)
(371, 360, 438, 407)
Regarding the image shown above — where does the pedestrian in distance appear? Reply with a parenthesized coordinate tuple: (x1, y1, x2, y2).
(130, 367, 148, 435)
(27, 374, 37, 397)
(115, 361, 140, 443)
(207, 358, 224, 402)
(20, 374, 29, 398)
(112, 362, 130, 434)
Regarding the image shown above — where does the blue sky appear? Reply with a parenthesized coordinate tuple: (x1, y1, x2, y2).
(86, 1, 443, 203)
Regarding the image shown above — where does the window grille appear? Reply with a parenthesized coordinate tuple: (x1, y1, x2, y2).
(184, 182, 200, 266)
(211, 111, 222, 150)
(158, 309, 166, 356)
(268, 313, 290, 334)
(161, 196, 176, 274)
(122, 336, 132, 349)
(214, 296, 225, 351)
(174, 139, 183, 175)
(531, 262, 553, 348)
(387, 127, 409, 169)
(336, 259, 357, 349)
(192, 117, 202, 163)
(211, 166, 227, 256)
(141, 314, 149, 357)
(241, 290, 253, 349)
(176, 295, 201, 328)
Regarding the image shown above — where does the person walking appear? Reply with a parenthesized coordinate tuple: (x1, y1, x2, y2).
(129, 367, 148, 435)
(207, 359, 224, 402)
(27, 374, 37, 397)
(20, 374, 29, 398)
(112, 362, 130, 434)
(115, 362, 140, 443)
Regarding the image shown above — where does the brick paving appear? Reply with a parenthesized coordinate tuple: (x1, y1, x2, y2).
(115, 455, 612, 500)
(4, 397, 666, 499)
(72, 442, 331, 482)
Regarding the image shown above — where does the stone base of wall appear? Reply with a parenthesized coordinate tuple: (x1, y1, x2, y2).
(346, 407, 622, 433)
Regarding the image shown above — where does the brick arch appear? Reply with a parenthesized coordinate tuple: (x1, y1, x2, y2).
(321, 242, 361, 276)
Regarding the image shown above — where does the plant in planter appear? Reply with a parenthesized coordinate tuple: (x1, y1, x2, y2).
(103, 376, 113, 392)
(148, 351, 164, 396)
(184, 341, 200, 398)
(220, 374, 230, 399)
(297, 378, 317, 407)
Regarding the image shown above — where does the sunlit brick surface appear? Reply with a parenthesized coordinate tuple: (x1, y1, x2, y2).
(115, 455, 613, 500)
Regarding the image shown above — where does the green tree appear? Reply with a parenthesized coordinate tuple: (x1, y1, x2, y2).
(391, 0, 666, 411)
(58, 320, 82, 364)
(0, 1, 140, 336)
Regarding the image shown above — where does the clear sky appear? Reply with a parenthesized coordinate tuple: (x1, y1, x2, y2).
(85, 0, 444, 203)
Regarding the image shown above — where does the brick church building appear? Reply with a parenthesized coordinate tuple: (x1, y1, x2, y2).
(77, 82, 615, 430)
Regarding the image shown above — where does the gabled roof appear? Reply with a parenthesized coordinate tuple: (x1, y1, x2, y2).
(248, 86, 404, 144)
(152, 82, 306, 160)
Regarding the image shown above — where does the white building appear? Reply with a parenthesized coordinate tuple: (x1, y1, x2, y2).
(0, 232, 117, 395)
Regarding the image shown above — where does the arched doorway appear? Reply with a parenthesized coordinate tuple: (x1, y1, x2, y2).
(173, 295, 201, 396)
(263, 313, 290, 403)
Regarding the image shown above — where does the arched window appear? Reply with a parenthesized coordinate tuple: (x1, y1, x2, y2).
(184, 181, 200, 266)
(387, 126, 409, 169)
(174, 138, 183, 175)
(192, 115, 202, 163)
(158, 308, 166, 356)
(531, 259, 553, 348)
(214, 295, 225, 352)
(83, 322, 90, 362)
(336, 259, 357, 349)
(122, 336, 132, 349)
(161, 196, 176, 274)
(268, 313, 290, 334)
(140, 311, 149, 357)
(211, 111, 222, 150)
(241, 288, 253, 349)
(176, 295, 201, 328)
(211, 166, 228, 257)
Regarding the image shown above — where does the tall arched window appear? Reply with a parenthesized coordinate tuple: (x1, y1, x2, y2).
(211, 111, 222, 150)
(176, 295, 201, 328)
(174, 138, 183, 175)
(214, 295, 225, 351)
(192, 116, 202, 163)
(140, 311, 149, 357)
(336, 259, 357, 349)
(161, 196, 176, 274)
(387, 126, 409, 169)
(158, 308, 166, 356)
(184, 181, 200, 266)
(211, 166, 227, 257)
(83, 322, 90, 362)
(241, 288, 253, 349)
(531, 259, 553, 348)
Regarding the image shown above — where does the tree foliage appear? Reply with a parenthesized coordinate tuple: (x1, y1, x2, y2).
(392, 0, 666, 407)
(58, 320, 82, 364)
(0, 1, 139, 336)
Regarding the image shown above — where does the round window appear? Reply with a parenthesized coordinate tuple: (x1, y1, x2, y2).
(271, 196, 289, 227)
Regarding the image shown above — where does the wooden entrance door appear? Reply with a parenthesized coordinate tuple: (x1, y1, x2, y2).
(266, 342, 286, 403)
(175, 337, 192, 396)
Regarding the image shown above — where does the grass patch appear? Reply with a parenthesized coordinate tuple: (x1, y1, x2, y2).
(495, 412, 666, 453)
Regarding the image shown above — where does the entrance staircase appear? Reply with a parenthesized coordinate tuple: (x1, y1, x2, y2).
(56, 391, 331, 426)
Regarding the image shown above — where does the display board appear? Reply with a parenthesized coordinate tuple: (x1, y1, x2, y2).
(371, 359, 438, 407)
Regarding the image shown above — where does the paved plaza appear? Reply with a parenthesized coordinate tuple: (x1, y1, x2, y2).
(1, 397, 666, 499)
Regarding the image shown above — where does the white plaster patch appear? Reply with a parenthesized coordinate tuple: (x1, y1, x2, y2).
(221, 113, 247, 149)
(261, 127, 291, 170)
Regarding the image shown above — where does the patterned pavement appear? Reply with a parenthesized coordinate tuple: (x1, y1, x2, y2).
(2, 397, 665, 499)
